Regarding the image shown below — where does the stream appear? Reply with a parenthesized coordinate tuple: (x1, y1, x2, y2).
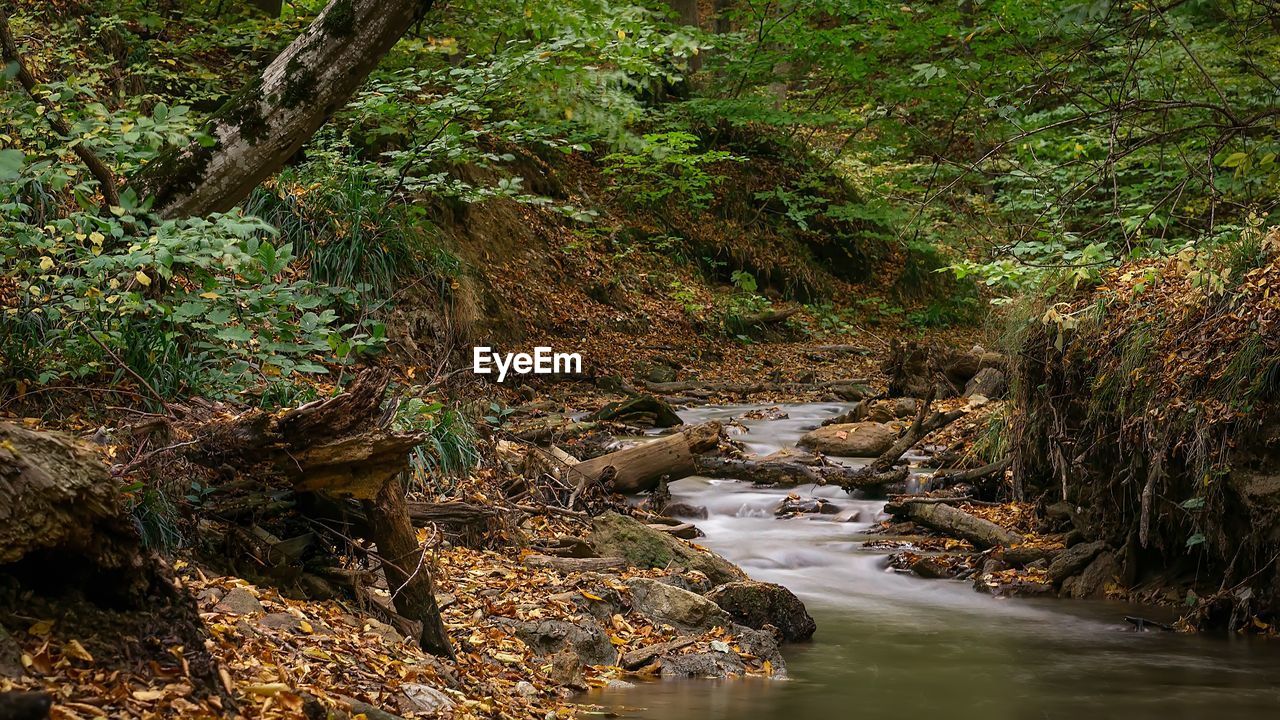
(590, 403, 1280, 719)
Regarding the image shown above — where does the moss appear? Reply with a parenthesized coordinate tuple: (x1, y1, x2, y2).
(280, 54, 318, 109)
(134, 139, 218, 208)
(321, 0, 356, 37)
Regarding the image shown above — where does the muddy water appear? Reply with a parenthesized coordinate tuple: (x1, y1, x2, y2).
(592, 403, 1280, 719)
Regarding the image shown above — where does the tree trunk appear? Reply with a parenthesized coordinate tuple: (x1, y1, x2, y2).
(362, 475, 453, 658)
(568, 421, 722, 494)
(0, 422, 149, 598)
(132, 0, 434, 218)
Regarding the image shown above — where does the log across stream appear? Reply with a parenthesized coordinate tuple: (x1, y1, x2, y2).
(590, 403, 1280, 720)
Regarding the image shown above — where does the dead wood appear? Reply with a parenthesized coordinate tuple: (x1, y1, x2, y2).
(568, 421, 722, 494)
(885, 500, 1022, 549)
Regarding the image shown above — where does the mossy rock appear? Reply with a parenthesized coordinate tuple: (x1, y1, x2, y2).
(589, 512, 741, 585)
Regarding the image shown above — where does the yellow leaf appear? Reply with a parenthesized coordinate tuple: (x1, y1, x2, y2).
(299, 620, 313, 634)
(199, 291, 220, 299)
(64, 639, 94, 662)
(579, 590, 604, 601)
(492, 652, 523, 663)
(135, 270, 151, 287)
(89, 232, 105, 245)
(617, 29, 626, 40)
(132, 690, 165, 701)
(245, 683, 292, 696)
(38, 256, 54, 271)
(29, 619, 53, 636)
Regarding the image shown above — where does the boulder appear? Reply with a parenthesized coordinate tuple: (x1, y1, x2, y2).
(590, 512, 743, 584)
(627, 578, 730, 632)
(775, 496, 840, 517)
(1047, 540, 1107, 583)
(730, 624, 786, 676)
(798, 422, 897, 457)
(214, 587, 263, 616)
(910, 556, 955, 580)
(964, 367, 1007, 399)
(259, 613, 303, 632)
(1071, 551, 1118, 599)
(588, 395, 682, 428)
(705, 581, 816, 641)
(662, 502, 709, 520)
(397, 684, 455, 716)
(513, 619, 618, 666)
(659, 651, 746, 678)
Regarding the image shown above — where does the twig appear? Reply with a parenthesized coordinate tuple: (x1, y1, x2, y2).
(84, 326, 169, 408)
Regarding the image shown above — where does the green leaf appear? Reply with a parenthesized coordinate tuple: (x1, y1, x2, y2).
(0, 149, 25, 180)
(1186, 533, 1206, 548)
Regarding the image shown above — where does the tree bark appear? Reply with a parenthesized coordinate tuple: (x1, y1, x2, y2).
(362, 474, 454, 658)
(886, 500, 1022, 549)
(132, 0, 434, 218)
(568, 421, 722, 494)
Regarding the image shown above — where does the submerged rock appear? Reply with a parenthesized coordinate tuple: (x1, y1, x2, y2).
(798, 421, 896, 457)
(704, 581, 816, 641)
(590, 512, 742, 584)
(659, 651, 746, 678)
(627, 578, 730, 632)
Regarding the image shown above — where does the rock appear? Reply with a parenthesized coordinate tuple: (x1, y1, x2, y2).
(774, 496, 839, 517)
(646, 365, 678, 384)
(1047, 540, 1107, 583)
(705, 581, 816, 641)
(964, 367, 1007, 398)
(550, 647, 587, 689)
(829, 384, 866, 401)
(259, 613, 303, 632)
(660, 651, 746, 678)
(590, 512, 743, 585)
(1003, 545, 1060, 567)
(730, 624, 786, 676)
(214, 587, 263, 616)
(1, 624, 23, 679)
(627, 578, 730, 632)
(798, 422, 897, 457)
(864, 399, 919, 422)
(1071, 551, 1118, 599)
(514, 681, 539, 698)
(662, 502, 709, 520)
(588, 396, 682, 428)
(605, 679, 635, 689)
(910, 556, 955, 580)
(514, 619, 618, 666)
(397, 684, 455, 716)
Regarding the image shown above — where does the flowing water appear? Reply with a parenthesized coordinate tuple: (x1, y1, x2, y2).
(590, 403, 1280, 720)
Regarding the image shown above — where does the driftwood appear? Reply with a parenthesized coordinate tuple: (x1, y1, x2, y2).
(885, 500, 1022, 549)
(822, 391, 964, 492)
(693, 455, 900, 490)
(568, 421, 722, 494)
(620, 636, 697, 669)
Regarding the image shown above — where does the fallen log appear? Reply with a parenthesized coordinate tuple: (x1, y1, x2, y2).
(620, 636, 697, 669)
(818, 390, 963, 493)
(885, 500, 1022, 549)
(568, 421, 722, 494)
(0, 422, 232, 705)
(693, 455, 902, 490)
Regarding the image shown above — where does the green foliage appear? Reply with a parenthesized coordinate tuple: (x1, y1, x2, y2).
(1, 177, 383, 400)
(396, 397, 480, 494)
(604, 131, 739, 210)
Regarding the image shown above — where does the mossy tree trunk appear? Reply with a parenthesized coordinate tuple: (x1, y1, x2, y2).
(132, 0, 434, 218)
